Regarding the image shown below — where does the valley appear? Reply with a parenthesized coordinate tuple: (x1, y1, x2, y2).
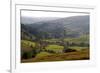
(21, 15, 90, 63)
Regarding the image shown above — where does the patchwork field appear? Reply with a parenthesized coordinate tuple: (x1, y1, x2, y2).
(21, 36, 89, 63)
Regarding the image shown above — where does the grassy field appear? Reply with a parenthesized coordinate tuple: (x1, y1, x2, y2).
(45, 45, 64, 53)
(21, 40, 36, 51)
(64, 35, 89, 43)
(69, 46, 88, 51)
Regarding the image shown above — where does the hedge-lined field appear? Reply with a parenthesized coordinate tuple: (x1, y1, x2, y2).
(21, 35, 89, 63)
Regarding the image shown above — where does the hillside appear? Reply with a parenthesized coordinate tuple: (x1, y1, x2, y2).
(21, 15, 89, 40)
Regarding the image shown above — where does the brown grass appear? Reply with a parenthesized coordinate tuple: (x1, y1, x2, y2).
(21, 49, 89, 63)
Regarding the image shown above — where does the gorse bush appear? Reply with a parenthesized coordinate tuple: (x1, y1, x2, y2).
(22, 49, 38, 59)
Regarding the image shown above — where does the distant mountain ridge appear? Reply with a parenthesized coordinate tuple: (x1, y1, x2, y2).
(21, 15, 89, 40)
(21, 16, 61, 24)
